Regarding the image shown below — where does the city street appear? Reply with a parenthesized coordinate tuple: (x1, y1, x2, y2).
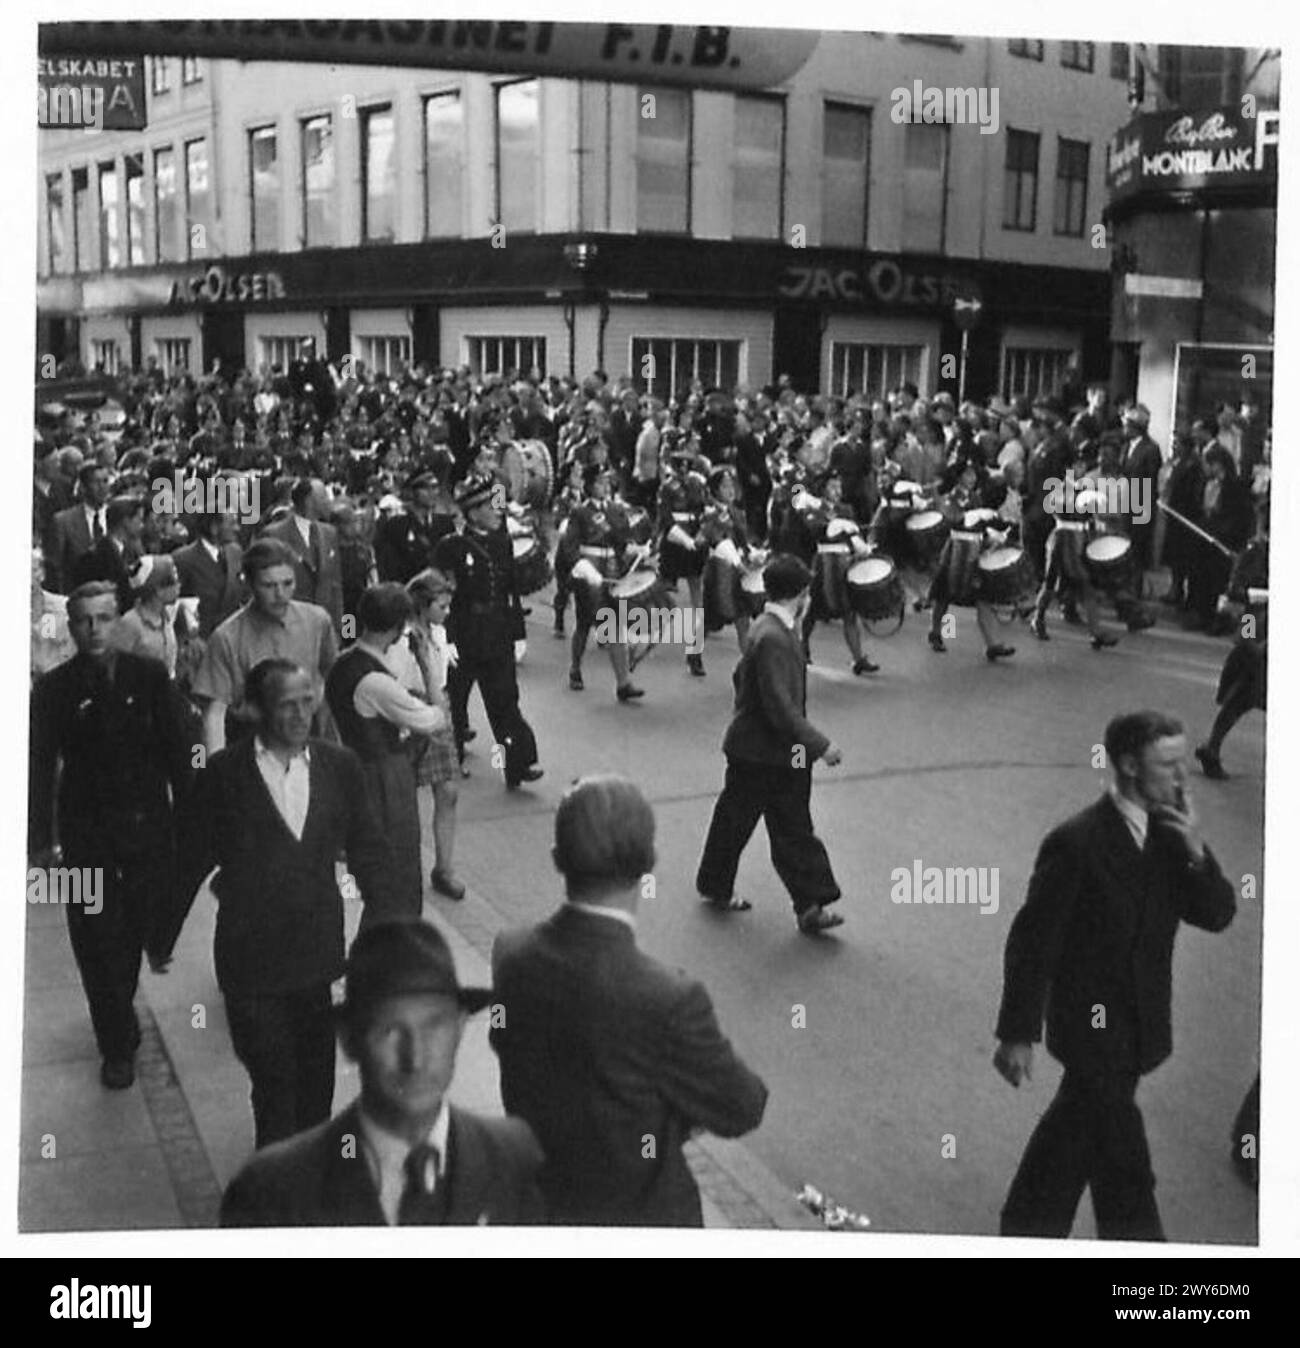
(437, 596, 1264, 1242)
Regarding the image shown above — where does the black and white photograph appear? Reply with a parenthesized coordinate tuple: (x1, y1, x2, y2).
(8, 0, 1296, 1279)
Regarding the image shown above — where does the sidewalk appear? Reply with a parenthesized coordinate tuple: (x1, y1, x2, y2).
(20, 874, 816, 1232)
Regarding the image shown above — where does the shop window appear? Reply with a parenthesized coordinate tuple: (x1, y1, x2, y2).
(1003, 346, 1074, 401)
(631, 337, 741, 401)
(468, 335, 547, 379)
(91, 339, 120, 375)
(155, 338, 191, 375)
(829, 343, 925, 399)
(259, 336, 313, 372)
(357, 335, 412, 377)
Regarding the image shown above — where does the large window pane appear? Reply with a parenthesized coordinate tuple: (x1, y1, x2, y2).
(362, 105, 396, 242)
(1053, 137, 1089, 236)
(637, 86, 690, 234)
(125, 154, 145, 266)
(185, 138, 210, 259)
(154, 148, 178, 263)
(98, 162, 120, 269)
(249, 126, 279, 252)
(902, 122, 947, 253)
(72, 168, 90, 271)
(424, 92, 463, 238)
(733, 95, 783, 239)
(1003, 129, 1039, 232)
(46, 175, 65, 274)
(496, 80, 539, 233)
(822, 102, 871, 248)
(302, 115, 335, 248)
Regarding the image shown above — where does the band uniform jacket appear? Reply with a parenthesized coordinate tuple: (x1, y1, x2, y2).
(491, 906, 768, 1226)
(995, 794, 1235, 1077)
(722, 612, 831, 767)
(220, 1102, 546, 1227)
(172, 539, 245, 639)
(434, 528, 525, 660)
(264, 516, 344, 632)
(172, 737, 399, 991)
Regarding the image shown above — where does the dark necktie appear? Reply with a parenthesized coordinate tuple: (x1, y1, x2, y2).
(397, 1143, 444, 1225)
(92, 510, 104, 542)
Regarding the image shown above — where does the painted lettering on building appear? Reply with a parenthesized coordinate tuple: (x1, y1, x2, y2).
(168, 266, 286, 306)
(779, 262, 976, 310)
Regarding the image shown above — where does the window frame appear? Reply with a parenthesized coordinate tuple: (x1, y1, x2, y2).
(45, 173, 65, 275)
(1060, 41, 1095, 73)
(1053, 137, 1090, 238)
(181, 57, 202, 86)
(466, 334, 548, 380)
(1003, 128, 1040, 233)
(97, 160, 120, 271)
(821, 100, 873, 250)
(151, 57, 172, 95)
(828, 341, 926, 399)
(1008, 39, 1045, 61)
(493, 78, 541, 236)
(153, 146, 177, 264)
(247, 124, 279, 254)
(422, 89, 464, 240)
(1110, 43, 1131, 80)
(635, 84, 694, 236)
(71, 167, 89, 273)
(629, 336, 744, 402)
(183, 137, 210, 261)
(731, 92, 787, 242)
(360, 103, 397, 244)
(300, 112, 336, 250)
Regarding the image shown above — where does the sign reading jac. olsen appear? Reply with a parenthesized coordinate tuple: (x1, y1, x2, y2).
(1107, 105, 1280, 202)
(38, 55, 146, 130)
(38, 20, 819, 93)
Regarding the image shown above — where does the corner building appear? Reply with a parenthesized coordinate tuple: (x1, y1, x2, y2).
(38, 33, 1134, 402)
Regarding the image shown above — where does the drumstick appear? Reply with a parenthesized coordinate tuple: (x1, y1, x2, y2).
(1156, 501, 1236, 558)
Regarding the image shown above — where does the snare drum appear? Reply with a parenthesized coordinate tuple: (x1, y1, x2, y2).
(904, 509, 949, 567)
(977, 545, 1034, 606)
(511, 532, 553, 596)
(846, 556, 903, 622)
(610, 568, 668, 619)
(1084, 534, 1133, 589)
(500, 439, 554, 510)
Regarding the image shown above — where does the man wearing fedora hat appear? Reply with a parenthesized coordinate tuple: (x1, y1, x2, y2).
(221, 918, 544, 1226)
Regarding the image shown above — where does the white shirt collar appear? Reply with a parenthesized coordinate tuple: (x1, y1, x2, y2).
(762, 600, 797, 631)
(359, 1100, 452, 1224)
(254, 736, 311, 766)
(567, 901, 637, 931)
(295, 513, 314, 545)
(200, 536, 221, 562)
(1108, 786, 1148, 848)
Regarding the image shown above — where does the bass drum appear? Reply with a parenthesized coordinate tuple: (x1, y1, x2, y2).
(500, 439, 554, 510)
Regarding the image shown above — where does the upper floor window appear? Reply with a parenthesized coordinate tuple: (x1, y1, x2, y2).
(495, 80, 540, 234)
(636, 86, 691, 234)
(1003, 129, 1040, 232)
(151, 58, 172, 95)
(423, 91, 463, 238)
(181, 58, 202, 85)
(301, 114, 335, 248)
(1060, 42, 1095, 73)
(733, 94, 785, 240)
(822, 102, 871, 249)
(249, 126, 280, 253)
(1008, 40, 1044, 61)
(361, 105, 396, 242)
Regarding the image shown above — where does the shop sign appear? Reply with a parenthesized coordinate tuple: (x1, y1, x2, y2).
(168, 265, 286, 306)
(1108, 105, 1279, 201)
(779, 259, 978, 311)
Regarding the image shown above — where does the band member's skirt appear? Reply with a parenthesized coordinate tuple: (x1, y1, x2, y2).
(929, 532, 983, 607)
(1217, 638, 1267, 710)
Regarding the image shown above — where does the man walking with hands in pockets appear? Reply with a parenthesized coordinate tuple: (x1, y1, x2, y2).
(695, 552, 846, 934)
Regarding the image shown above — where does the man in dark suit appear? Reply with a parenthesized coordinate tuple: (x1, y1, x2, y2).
(695, 552, 846, 934)
(1021, 399, 1073, 580)
(34, 439, 76, 544)
(995, 710, 1236, 1241)
(72, 494, 145, 615)
(1120, 403, 1163, 574)
(373, 472, 456, 584)
(44, 462, 113, 593)
(264, 478, 344, 633)
(172, 510, 245, 639)
(221, 918, 544, 1226)
(174, 658, 400, 1148)
(492, 776, 767, 1225)
(29, 581, 192, 1089)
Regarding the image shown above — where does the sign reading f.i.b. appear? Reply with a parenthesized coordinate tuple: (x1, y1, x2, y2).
(38, 55, 146, 130)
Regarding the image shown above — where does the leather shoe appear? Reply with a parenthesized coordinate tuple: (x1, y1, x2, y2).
(797, 905, 844, 935)
(1196, 744, 1228, 780)
(506, 765, 544, 789)
(1090, 634, 1119, 650)
(985, 644, 1016, 662)
(928, 632, 947, 653)
(100, 1058, 135, 1090)
(1030, 615, 1050, 641)
(616, 683, 645, 702)
(852, 657, 880, 675)
(687, 654, 706, 677)
(568, 669, 584, 691)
